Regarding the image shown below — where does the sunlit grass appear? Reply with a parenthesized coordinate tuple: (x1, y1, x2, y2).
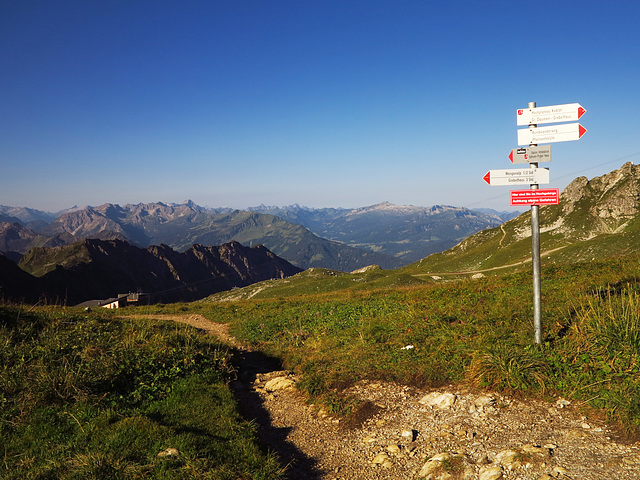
(197, 256, 640, 433)
(0, 306, 284, 480)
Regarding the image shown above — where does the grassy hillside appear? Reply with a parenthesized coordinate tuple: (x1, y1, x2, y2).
(4, 253, 640, 478)
(203, 266, 428, 301)
(19, 241, 93, 277)
(0, 306, 283, 480)
(400, 209, 640, 277)
(195, 255, 640, 434)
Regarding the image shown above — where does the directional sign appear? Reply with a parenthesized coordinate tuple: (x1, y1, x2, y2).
(510, 189, 559, 206)
(517, 123, 587, 146)
(517, 103, 586, 126)
(483, 168, 550, 186)
(509, 145, 551, 164)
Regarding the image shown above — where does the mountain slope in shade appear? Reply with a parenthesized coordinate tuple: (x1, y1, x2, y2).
(0, 254, 40, 302)
(0, 222, 50, 261)
(12, 239, 301, 305)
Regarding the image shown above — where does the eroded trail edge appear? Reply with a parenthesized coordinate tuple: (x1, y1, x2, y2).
(130, 314, 640, 480)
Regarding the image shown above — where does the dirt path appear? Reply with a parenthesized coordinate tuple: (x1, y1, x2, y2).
(413, 246, 569, 277)
(129, 314, 640, 480)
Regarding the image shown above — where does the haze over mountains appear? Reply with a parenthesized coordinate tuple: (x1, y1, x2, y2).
(0, 201, 510, 271)
(1, 163, 639, 304)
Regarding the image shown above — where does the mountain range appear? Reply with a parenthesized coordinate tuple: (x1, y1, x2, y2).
(0, 201, 510, 270)
(249, 202, 517, 264)
(3, 239, 300, 305)
(2, 162, 637, 305)
(203, 162, 640, 301)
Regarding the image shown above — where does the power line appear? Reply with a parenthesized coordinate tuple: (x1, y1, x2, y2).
(465, 151, 640, 210)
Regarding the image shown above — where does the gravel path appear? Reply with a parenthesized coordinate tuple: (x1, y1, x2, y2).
(129, 314, 640, 479)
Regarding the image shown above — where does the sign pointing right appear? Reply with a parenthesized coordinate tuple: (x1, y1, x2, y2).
(516, 103, 586, 126)
(517, 123, 587, 146)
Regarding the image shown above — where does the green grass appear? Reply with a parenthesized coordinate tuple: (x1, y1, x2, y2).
(195, 255, 640, 433)
(0, 306, 284, 480)
(5, 253, 640, 476)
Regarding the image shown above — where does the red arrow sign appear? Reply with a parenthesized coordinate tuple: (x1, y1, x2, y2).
(508, 150, 529, 162)
(578, 124, 587, 138)
(516, 103, 587, 126)
(483, 172, 491, 184)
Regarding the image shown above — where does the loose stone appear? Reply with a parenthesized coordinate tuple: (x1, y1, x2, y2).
(553, 465, 570, 476)
(372, 453, 389, 465)
(157, 447, 180, 458)
(264, 376, 295, 392)
(419, 392, 457, 410)
(386, 444, 401, 454)
(478, 465, 503, 480)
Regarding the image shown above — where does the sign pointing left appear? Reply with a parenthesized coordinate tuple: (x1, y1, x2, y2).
(483, 168, 550, 186)
(509, 145, 551, 164)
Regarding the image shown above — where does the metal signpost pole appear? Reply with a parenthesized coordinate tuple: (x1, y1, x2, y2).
(492, 101, 585, 344)
(529, 101, 543, 344)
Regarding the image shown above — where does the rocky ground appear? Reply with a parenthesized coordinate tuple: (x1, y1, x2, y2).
(135, 314, 640, 480)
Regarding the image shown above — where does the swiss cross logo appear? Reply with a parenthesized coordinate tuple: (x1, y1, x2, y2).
(517, 109, 524, 115)
(524, 154, 528, 160)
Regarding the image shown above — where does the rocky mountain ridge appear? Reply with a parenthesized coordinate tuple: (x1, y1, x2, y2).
(413, 162, 640, 273)
(3, 238, 301, 305)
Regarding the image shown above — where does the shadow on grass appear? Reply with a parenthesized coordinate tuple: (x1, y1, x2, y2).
(230, 347, 324, 480)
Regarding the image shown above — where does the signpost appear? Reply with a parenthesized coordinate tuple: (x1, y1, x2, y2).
(509, 145, 551, 164)
(510, 188, 559, 206)
(483, 101, 587, 344)
(483, 168, 549, 186)
(517, 103, 586, 126)
(517, 123, 587, 146)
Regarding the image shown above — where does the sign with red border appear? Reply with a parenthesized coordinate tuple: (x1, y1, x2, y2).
(510, 188, 559, 206)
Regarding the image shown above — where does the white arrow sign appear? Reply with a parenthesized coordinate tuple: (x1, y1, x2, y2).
(483, 168, 550, 186)
(517, 103, 586, 126)
(509, 145, 551, 164)
(517, 123, 587, 146)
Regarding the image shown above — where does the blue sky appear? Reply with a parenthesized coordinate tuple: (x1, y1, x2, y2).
(2, 1, 639, 212)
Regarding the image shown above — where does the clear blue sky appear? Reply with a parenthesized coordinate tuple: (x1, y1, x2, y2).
(2, 1, 639, 212)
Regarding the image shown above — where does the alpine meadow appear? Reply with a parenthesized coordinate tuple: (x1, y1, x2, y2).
(2, 163, 640, 479)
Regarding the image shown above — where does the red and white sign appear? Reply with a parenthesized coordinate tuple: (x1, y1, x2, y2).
(517, 123, 587, 146)
(510, 189, 559, 206)
(483, 168, 549, 186)
(517, 103, 586, 126)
